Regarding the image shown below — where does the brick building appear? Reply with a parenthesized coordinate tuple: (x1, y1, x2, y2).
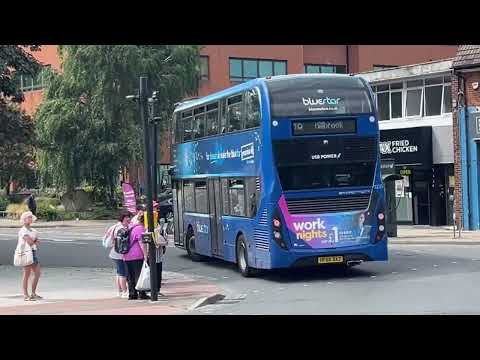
(451, 45, 480, 230)
(19, 45, 458, 193)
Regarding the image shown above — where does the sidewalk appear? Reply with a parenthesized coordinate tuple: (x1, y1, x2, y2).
(0, 266, 224, 315)
(0, 219, 113, 229)
(390, 225, 480, 244)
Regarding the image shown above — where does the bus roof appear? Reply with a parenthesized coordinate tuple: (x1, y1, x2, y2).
(173, 73, 366, 113)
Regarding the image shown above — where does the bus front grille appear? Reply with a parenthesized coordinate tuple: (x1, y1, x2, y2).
(285, 195, 370, 214)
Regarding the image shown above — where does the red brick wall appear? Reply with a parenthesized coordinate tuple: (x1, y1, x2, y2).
(350, 45, 458, 73)
(452, 74, 463, 226)
(452, 70, 480, 228)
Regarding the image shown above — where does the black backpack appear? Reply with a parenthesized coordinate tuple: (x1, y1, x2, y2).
(114, 227, 131, 254)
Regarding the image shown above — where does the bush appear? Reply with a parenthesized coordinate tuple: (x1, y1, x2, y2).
(36, 202, 64, 221)
(36, 197, 61, 208)
(6, 203, 29, 220)
(0, 195, 9, 211)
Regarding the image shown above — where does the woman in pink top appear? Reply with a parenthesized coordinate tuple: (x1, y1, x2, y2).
(124, 214, 149, 300)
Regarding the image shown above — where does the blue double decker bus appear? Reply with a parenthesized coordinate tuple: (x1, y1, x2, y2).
(171, 74, 388, 276)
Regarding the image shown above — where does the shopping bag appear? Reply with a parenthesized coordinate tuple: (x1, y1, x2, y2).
(13, 242, 34, 267)
(135, 260, 151, 291)
(102, 224, 116, 248)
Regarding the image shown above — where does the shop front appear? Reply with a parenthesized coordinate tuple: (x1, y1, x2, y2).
(380, 126, 454, 226)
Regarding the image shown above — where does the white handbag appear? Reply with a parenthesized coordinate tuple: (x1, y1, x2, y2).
(13, 242, 34, 267)
(135, 260, 151, 291)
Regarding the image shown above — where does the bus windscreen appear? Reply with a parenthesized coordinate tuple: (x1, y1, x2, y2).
(266, 76, 373, 118)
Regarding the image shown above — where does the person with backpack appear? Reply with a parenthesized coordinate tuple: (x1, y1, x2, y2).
(124, 214, 150, 300)
(105, 211, 131, 298)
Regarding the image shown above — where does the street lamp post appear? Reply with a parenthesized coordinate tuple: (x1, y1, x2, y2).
(127, 76, 159, 302)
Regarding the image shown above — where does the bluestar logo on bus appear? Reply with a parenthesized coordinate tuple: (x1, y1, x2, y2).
(241, 143, 255, 161)
(302, 97, 341, 106)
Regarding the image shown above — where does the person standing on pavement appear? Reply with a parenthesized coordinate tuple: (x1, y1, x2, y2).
(109, 211, 130, 298)
(124, 214, 150, 300)
(18, 211, 42, 301)
(26, 194, 37, 216)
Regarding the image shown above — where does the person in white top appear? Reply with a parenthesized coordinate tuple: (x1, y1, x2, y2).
(18, 211, 42, 301)
(106, 211, 131, 298)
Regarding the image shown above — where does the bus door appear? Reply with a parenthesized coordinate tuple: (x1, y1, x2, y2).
(208, 178, 224, 257)
(173, 180, 185, 247)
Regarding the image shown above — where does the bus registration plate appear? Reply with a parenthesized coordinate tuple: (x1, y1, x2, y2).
(318, 256, 344, 264)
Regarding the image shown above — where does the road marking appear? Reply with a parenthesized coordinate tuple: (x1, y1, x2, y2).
(370, 276, 376, 278)
(391, 272, 399, 274)
(410, 268, 417, 271)
(433, 264, 438, 267)
(451, 261, 457, 264)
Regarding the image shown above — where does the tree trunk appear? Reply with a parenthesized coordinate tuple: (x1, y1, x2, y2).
(4, 181, 10, 197)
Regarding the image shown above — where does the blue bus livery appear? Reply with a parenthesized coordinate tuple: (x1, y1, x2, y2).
(171, 74, 387, 276)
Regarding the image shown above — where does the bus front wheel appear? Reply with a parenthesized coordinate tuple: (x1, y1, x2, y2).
(186, 232, 203, 262)
(236, 235, 258, 277)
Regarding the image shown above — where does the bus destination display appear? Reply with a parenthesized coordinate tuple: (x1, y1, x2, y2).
(292, 119, 357, 136)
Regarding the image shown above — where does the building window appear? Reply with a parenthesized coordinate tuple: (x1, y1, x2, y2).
(372, 75, 452, 120)
(424, 77, 443, 116)
(304, 64, 347, 74)
(17, 72, 44, 92)
(200, 56, 209, 80)
(373, 64, 398, 71)
(229, 58, 287, 82)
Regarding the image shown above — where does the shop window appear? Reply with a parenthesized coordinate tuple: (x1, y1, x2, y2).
(195, 181, 208, 213)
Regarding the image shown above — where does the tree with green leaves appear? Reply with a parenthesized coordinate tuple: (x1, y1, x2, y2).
(0, 45, 41, 194)
(35, 45, 201, 206)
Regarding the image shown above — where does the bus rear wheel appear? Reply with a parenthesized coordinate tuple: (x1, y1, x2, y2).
(236, 235, 258, 277)
(186, 233, 203, 262)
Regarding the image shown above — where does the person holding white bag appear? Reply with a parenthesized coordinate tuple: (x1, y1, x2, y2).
(15, 211, 42, 301)
(124, 213, 150, 300)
